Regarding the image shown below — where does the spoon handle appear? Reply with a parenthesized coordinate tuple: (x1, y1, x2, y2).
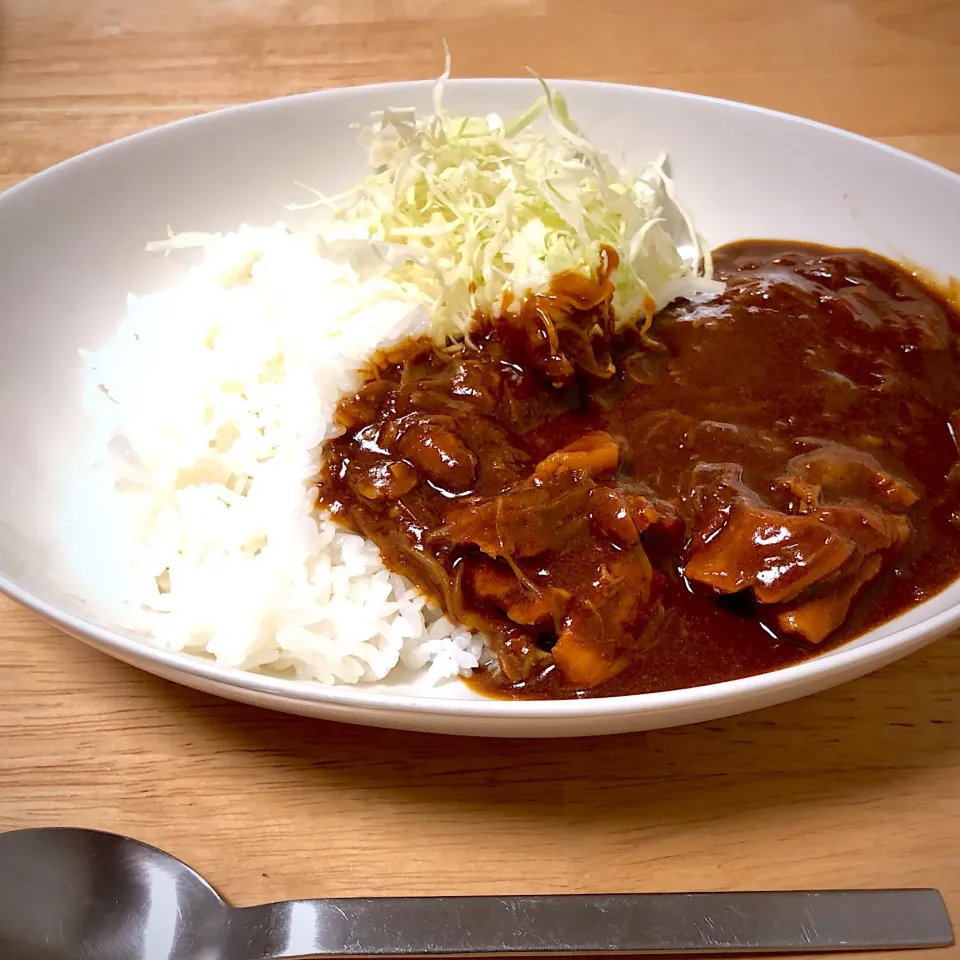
(226, 889, 953, 958)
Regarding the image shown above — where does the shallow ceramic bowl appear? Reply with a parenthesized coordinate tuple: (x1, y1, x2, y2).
(2, 79, 959, 736)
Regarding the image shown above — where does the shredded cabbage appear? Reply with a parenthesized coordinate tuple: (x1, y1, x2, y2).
(292, 47, 721, 340)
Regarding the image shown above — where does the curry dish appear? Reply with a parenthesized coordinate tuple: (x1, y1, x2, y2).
(319, 240, 960, 699)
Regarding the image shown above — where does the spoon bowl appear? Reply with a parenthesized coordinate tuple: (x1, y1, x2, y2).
(0, 828, 225, 960)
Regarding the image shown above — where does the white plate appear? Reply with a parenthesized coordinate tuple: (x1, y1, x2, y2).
(2, 79, 959, 736)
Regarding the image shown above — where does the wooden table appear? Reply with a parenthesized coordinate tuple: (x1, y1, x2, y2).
(2, 1, 960, 956)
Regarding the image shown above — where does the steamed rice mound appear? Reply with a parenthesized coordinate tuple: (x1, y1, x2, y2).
(78, 225, 483, 685)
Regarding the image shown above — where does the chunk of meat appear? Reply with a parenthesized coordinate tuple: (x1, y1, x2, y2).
(441, 471, 592, 561)
(589, 486, 640, 546)
(533, 432, 621, 481)
(447, 360, 502, 413)
(397, 421, 477, 492)
(816, 503, 911, 557)
(495, 629, 554, 684)
(468, 557, 559, 630)
(587, 480, 682, 549)
(436, 433, 663, 686)
(552, 552, 657, 688)
(442, 433, 678, 563)
(440, 433, 618, 560)
(632, 492, 685, 539)
(684, 464, 855, 604)
(334, 379, 394, 430)
(777, 554, 885, 643)
(684, 504, 855, 604)
(354, 460, 418, 501)
(684, 462, 911, 643)
(551, 628, 626, 687)
(768, 505, 909, 643)
(779, 443, 918, 513)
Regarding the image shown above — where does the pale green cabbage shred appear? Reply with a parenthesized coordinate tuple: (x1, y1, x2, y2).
(294, 52, 718, 340)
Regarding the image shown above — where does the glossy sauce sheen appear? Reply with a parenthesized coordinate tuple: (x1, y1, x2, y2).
(320, 242, 960, 699)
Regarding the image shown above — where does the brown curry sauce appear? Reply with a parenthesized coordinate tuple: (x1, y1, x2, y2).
(319, 241, 960, 699)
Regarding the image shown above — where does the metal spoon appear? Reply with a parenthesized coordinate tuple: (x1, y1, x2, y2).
(0, 828, 951, 960)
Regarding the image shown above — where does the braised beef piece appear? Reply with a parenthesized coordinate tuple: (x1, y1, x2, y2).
(320, 240, 960, 700)
(683, 451, 914, 643)
(438, 433, 671, 685)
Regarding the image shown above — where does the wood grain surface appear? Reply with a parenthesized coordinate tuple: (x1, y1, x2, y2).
(2, 1, 960, 957)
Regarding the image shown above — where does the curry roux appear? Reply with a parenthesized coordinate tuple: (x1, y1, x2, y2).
(319, 241, 960, 699)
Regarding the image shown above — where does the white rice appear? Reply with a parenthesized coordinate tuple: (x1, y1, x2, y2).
(76, 224, 484, 686)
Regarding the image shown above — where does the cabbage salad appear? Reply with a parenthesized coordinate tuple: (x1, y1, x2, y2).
(288, 52, 720, 340)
